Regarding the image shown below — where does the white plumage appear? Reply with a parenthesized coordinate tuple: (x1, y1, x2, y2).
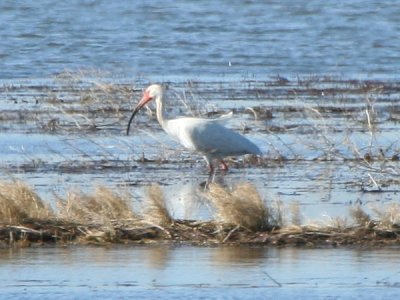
(127, 84, 261, 175)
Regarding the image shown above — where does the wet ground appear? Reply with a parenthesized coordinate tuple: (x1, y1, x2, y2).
(1, 76, 399, 221)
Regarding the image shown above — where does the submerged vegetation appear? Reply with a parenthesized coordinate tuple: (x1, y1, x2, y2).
(1, 180, 400, 248)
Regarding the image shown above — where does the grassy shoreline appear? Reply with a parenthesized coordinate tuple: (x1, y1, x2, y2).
(1, 180, 399, 248)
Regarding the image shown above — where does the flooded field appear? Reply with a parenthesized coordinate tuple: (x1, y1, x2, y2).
(1, 76, 399, 222)
(2, 1, 400, 298)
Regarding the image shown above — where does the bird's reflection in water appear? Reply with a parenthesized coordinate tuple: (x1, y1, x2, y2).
(210, 246, 267, 267)
(164, 174, 247, 221)
(141, 245, 172, 270)
(165, 180, 212, 220)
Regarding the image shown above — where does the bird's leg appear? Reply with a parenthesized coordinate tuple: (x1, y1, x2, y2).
(204, 162, 217, 190)
(219, 160, 229, 172)
(209, 163, 217, 182)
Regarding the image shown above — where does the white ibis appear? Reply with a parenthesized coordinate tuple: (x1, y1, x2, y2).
(127, 84, 261, 181)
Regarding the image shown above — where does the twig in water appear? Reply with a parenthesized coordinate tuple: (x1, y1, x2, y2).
(222, 224, 240, 243)
(368, 173, 382, 191)
(263, 271, 282, 287)
(365, 108, 372, 131)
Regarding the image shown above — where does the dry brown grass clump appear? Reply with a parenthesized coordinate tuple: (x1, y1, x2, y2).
(55, 186, 141, 243)
(142, 184, 173, 226)
(350, 206, 371, 226)
(0, 181, 52, 224)
(349, 204, 400, 231)
(58, 186, 136, 226)
(370, 204, 400, 229)
(1, 179, 400, 247)
(207, 183, 272, 231)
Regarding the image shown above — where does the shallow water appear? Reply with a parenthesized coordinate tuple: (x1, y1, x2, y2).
(1, 80, 399, 300)
(1, 79, 399, 221)
(1, 1, 399, 80)
(1, 245, 400, 299)
(1, 2, 400, 299)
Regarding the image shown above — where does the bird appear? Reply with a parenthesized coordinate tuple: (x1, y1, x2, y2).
(127, 84, 261, 182)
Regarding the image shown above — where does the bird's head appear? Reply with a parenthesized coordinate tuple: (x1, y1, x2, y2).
(127, 84, 163, 135)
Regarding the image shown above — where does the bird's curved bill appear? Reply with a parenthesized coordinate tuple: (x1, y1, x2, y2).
(127, 90, 152, 135)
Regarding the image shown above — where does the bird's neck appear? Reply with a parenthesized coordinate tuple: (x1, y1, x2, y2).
(155, 95, 168, 129)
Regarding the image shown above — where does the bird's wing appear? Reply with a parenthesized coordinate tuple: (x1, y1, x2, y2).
(183, 120, 260, 156)
(164, 116, 260, 157)
(198, 111, 233, 124)
(212, 111, 233, 122)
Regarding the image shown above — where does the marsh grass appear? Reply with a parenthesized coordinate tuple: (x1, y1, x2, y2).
(57, 186, 136, 226)
(0, 181, 52, 224)
(1, 180, 400, 247)
(207, 183, 277, 231)
(8, 76, 399, 189)
(370, 203, 400, 229)
(350, 206, 371, 226)
(40, 70, 137, 133)
(142, 184, 173, 226)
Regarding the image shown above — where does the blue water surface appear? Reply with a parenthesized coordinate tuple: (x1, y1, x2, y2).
(0, 0, 399, 80)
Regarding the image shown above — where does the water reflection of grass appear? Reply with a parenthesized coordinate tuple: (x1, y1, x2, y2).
(1, 180, 399, 248)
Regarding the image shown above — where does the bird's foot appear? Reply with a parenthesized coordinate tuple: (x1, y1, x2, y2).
(219, 160, 229, 172)
(199, 167, 217, 191)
